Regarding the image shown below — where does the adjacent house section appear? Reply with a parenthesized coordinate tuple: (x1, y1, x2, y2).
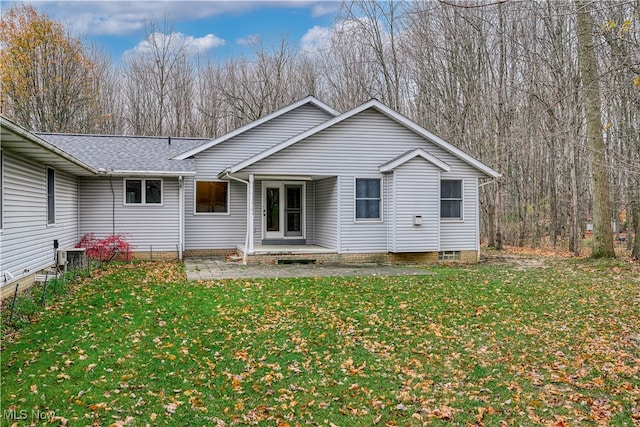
(0, 116, 96, 298)
(36, 133, 210, 260)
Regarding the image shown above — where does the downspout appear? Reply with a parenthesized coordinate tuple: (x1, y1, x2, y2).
(109, 173, 115, 235)
(178, 176, 184, 260)
(477, 178, 496, 261)
(221, 170, 250, 265)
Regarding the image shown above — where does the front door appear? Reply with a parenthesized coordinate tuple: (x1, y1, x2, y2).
(263, 182, 304, 240)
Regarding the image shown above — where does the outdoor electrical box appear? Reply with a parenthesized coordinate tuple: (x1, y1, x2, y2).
(413, 215, 423, 226)
(56, 250, 67, 266)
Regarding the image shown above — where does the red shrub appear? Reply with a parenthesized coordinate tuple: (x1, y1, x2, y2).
(76, 233, 133, 262)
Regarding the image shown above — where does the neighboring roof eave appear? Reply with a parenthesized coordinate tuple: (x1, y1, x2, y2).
(379, 148, 451, 173)
(1, 116, 98, 175)
(106, 170, 197, 177)
(228, 99, 501, 178)
(173, 96, 340, 160)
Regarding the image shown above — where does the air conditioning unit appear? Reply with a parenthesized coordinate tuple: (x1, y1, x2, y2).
(57, 250, 67, 266)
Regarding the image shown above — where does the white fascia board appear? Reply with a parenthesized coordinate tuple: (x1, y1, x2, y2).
(371, 103, 502, 178)
(173, 96, 340, 160)
(379, 148, 451, 172)
(1, 116, 99, 174)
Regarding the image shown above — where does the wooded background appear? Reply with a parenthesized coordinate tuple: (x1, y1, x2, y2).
(1, 1, 639, 256)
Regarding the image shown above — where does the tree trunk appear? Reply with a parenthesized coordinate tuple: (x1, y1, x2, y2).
(576, 1, 615, 258)
(632, 201, 640, 261)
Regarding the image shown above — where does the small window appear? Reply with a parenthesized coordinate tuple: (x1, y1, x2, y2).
(195, 181, 229, 213)
(124, 179, 162, 205)
(355, 178, 381, 221)
(441, 179, 462, 219)
(47, 167, 55, 224)
(439, 250, 461, 261)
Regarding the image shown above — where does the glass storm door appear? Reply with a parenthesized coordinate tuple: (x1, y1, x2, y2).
(263, 182, 304, 240)
(285, 185, 302, 237)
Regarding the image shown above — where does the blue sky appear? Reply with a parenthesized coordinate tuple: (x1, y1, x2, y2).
(4, 1, 340, 60)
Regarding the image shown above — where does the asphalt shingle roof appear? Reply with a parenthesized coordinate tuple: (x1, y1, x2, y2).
(36, 133, 211, 174)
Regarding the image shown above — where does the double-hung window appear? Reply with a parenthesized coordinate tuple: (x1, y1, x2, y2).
(355, 178, 381, 221)
(125, 179, 162, 205)
(195, 181, 229, 213)
(47, 167, 55, 224)
(441, 179, 462, 219)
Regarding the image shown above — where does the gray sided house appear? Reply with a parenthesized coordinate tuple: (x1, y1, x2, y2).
(1, 97, 499, 294)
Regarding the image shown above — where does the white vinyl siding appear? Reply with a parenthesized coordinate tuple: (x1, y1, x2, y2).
(185, 177, 247, 250)
(391, 157, 440, 252)
(241, 108, 484, 253)
(1, 151, 79, 286)
(0, 149, 3, 230)
(314, 177, 337, 250)
(79, 176, 180, 253)
(186, 103, 332, 250)
(439, 177, 478, 251)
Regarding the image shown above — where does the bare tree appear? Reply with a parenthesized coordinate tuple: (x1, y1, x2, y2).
(576, 0, 615, 258)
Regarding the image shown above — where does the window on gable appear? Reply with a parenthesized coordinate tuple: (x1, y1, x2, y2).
(125, 179, 162, 205)
(195, 181, 229, 213)
(47, 167, 55, 224)
(441, 179, 462, 219)
(355, 178, 381, 221)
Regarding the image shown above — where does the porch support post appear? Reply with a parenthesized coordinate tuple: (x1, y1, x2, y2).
(248, 174, 255, 254)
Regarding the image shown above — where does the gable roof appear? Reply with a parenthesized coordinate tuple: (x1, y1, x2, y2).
(173, 96, 340, 160)
(37, 133, 208, 176)
(227, 99, 501, 179)
(1, 116, 98, 176)
(379, 148, 451, 173)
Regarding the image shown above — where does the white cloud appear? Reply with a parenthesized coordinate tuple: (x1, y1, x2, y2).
(300, 25, 332, 55)
(236, 34, 261, 47)
(311, 3, 339, 18)
(123, 31, 225, 58)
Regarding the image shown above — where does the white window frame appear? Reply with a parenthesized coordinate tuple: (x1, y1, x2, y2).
(123, 178, 163, 206)
(47, 167, 55, 225)
(354, 177, 383, 223)
(193, 180, 230, 215)
(440, 179, 464, 221)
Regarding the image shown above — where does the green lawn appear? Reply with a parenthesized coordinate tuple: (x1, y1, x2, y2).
(1, 258, 639, 426)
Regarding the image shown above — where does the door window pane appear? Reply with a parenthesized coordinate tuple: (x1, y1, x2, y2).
(266, 187, 280, 231)
(285, 185, 302, 235)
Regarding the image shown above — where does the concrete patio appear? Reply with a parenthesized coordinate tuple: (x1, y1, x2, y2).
(184, 257, 434, 281)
